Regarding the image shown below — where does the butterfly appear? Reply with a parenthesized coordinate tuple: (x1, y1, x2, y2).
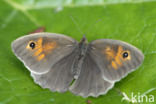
(11, 33, 144, 97)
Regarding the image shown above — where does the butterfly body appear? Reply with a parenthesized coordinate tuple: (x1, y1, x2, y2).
(11, 33, 144, 97)
(71, 36, 89, 79)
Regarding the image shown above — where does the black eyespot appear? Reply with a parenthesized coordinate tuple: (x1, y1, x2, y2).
(123, 52, 128, 58)
(29, 42, 35, 49)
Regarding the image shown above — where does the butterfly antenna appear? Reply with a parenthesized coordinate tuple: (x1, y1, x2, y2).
(69, 15, 85, 36)
(86, 18, 103, 34)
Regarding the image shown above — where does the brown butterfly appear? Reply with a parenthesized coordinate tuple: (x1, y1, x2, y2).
(11, 33, 144, 97)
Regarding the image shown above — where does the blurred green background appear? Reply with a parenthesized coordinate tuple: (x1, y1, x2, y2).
(0, 0, 156, 104)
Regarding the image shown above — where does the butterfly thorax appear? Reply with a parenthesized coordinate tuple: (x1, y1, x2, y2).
(72, 37, 88, 79)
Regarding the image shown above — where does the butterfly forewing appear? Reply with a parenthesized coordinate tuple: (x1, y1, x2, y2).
(12, 33, 78, 74)
(89, 39, 144, 82)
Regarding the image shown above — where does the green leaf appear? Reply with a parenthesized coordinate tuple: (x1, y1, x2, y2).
(0, 0, 156, 104)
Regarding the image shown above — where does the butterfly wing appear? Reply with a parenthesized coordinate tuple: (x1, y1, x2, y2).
(31, 50, 78, 92)
(89, 39, 144, 82)
(69, 52, 114, 97)
(70, 39, 144, 97)
(12, 33, 78, 74)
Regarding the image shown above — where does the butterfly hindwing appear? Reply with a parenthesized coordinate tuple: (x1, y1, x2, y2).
(31, 50, 78, 92)
(70, 52, 114, 97)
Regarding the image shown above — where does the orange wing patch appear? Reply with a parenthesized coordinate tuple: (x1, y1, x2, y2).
(111, 61, 118, 70)
(105, 46, 129, 70)
(105, 47, 115, 59)
(26, 38, 57, 61)
(37, 54, 45, 61)
(115, 46, 123, 66)
(43, 42, 57, 54)
(35, 39, 57, 61)
(34, 48, 42, 56)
